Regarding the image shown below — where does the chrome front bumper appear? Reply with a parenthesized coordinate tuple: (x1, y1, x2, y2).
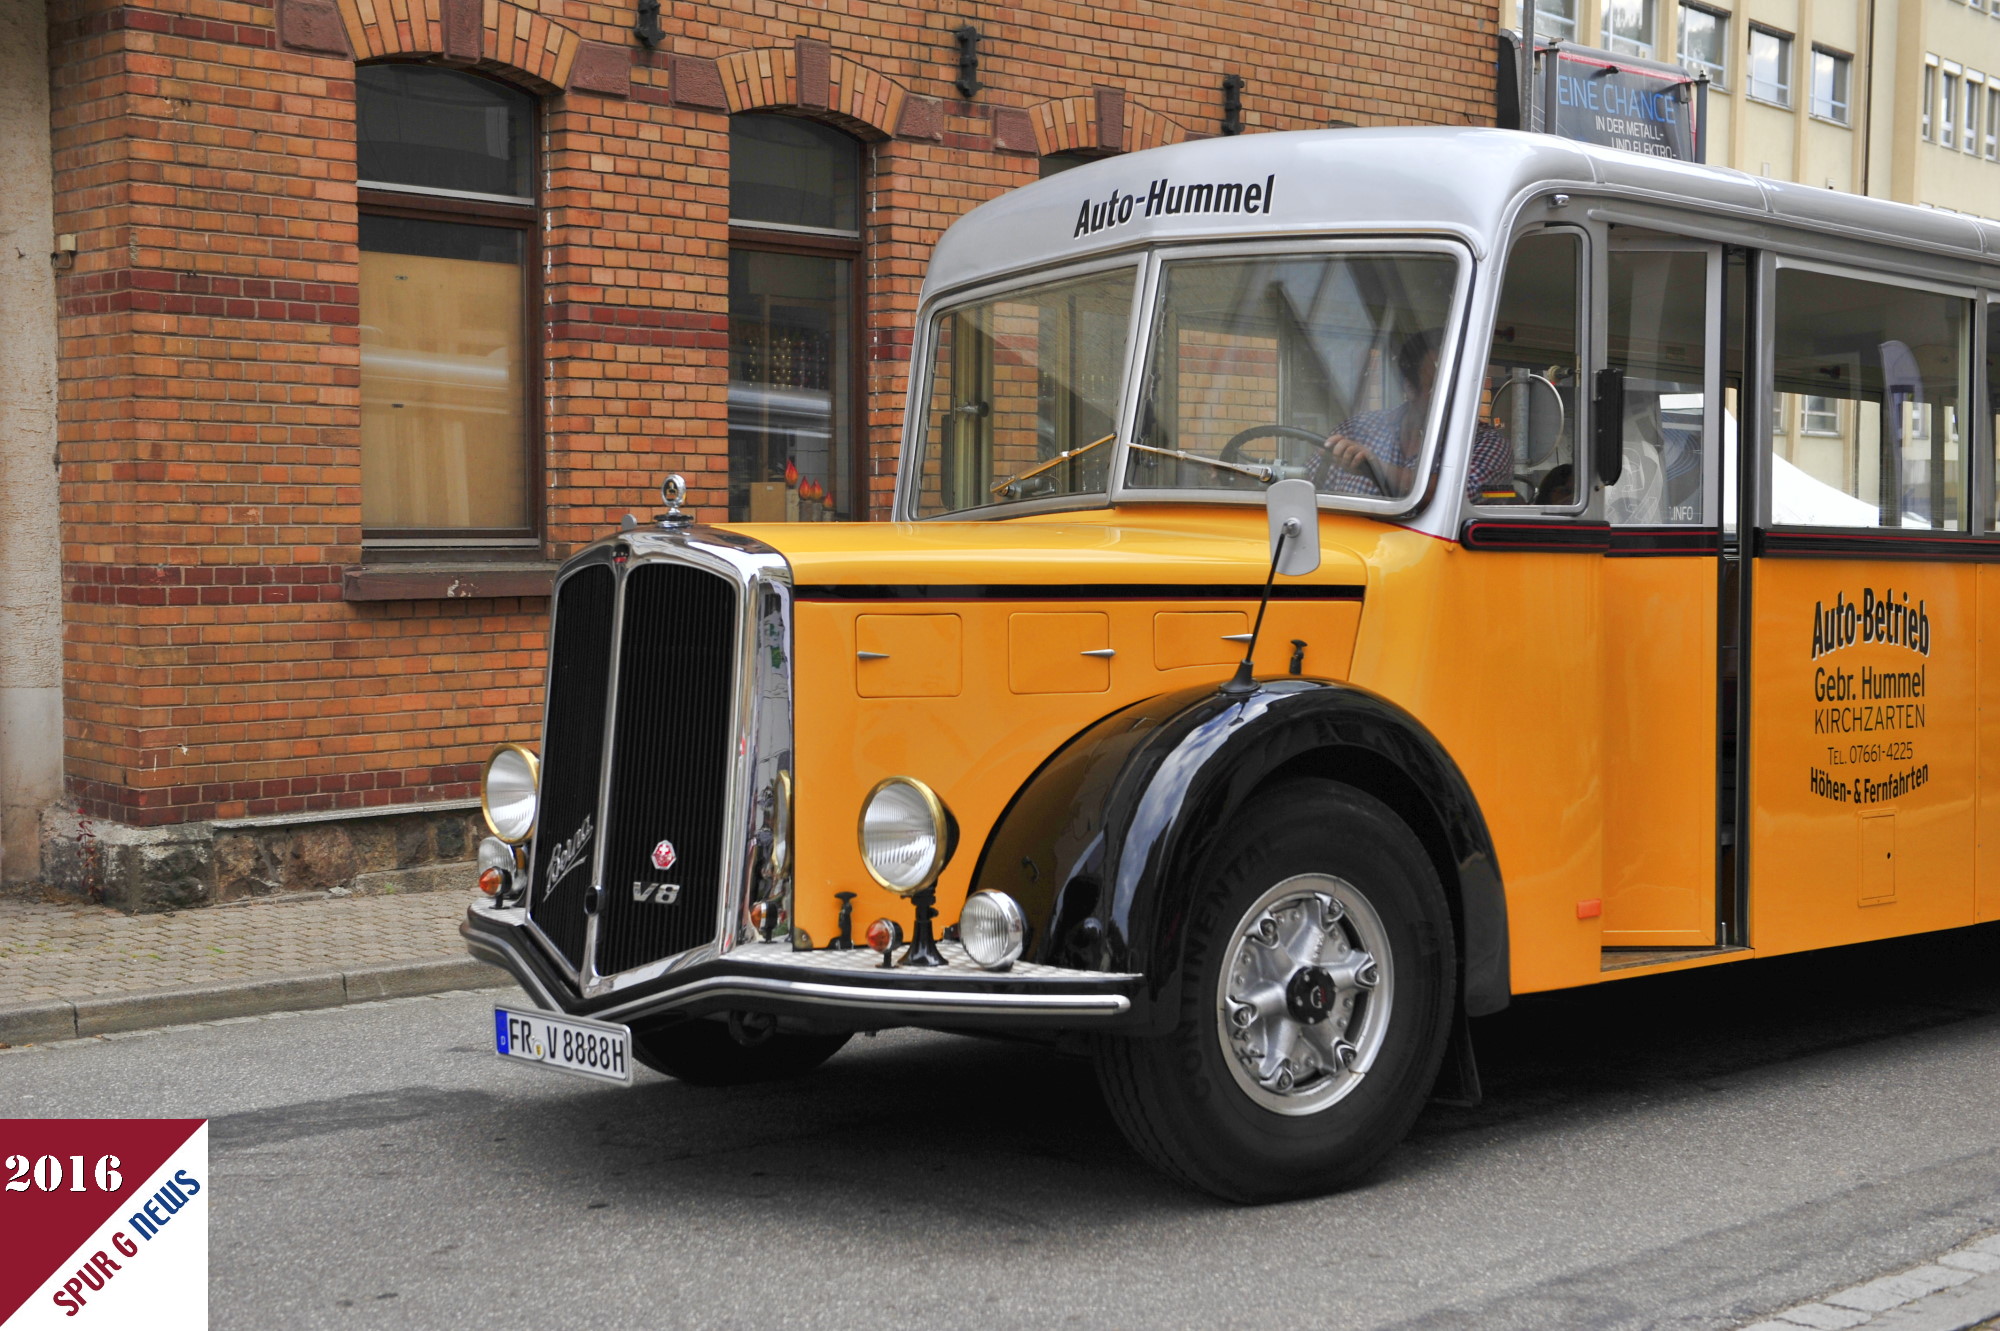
(464, 901, 1141, 1030)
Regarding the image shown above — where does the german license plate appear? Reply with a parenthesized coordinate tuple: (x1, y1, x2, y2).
(493, 1006, 632, 1084)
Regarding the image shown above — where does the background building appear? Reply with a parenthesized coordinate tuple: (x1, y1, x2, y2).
(1503, 0, 2000, 210)
(0, 0, 1495, 904)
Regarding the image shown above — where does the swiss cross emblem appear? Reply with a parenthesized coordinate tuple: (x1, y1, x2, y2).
(650, 840, 677, 871)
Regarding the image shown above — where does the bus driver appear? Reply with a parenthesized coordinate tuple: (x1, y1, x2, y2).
(1310, 331, 1513, 501)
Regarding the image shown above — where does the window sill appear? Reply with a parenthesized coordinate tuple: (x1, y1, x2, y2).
(342, 562, 559, 601)
(1746, 94, 1793, 110)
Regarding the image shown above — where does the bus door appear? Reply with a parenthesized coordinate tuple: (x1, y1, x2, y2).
(1742, 258, 1979, 953)
(1599, 234, 1728, 950)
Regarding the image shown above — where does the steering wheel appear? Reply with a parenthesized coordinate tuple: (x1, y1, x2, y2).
(1218, 424, 1333, 463)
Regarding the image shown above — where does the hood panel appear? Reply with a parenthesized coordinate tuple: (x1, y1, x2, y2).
(716, 510, 1370, 590)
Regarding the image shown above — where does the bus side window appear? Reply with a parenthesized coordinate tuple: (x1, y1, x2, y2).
(1481, 231, 1582, 507)
(1606, 249, 1709, 526)
(1988, 303, 2000, 531)
(1770, 266, 1968, 530)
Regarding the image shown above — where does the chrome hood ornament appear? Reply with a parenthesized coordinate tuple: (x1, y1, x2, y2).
(657, 473, 693, 530)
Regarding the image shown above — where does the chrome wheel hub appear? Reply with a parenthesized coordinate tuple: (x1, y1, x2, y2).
(1216, 873, 1392, 1115)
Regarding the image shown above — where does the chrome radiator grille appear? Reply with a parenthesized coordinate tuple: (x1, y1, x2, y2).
(594, 562, 738, 974)
(526, 563, 615, 970)
(525, 537, 782, 993)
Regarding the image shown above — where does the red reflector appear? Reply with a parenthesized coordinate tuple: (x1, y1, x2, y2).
(479, 867, 506, 896)
(865, 918, 902, 954)
(1576, 899, 1603, 919)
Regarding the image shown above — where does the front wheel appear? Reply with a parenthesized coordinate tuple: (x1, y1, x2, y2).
(633, 1017, 851, 1086)
(1096, 779, 1456, 1202)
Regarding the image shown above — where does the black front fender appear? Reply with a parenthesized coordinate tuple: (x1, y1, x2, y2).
(968, 679, 1509, 1033)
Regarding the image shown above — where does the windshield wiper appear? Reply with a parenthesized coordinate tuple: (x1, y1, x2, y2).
(1127, 442, 1276, 484)
(991, 433, 1116, 499)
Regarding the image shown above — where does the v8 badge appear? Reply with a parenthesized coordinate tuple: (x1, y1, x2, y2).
(650, 840, 677, 871)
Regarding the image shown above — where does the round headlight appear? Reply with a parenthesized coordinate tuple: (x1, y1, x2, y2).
(959, 891, 1027, 970)
(858, 777, 952, 895)
(481, 744, 540, 844)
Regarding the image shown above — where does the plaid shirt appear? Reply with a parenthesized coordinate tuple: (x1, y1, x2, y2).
(1306, 402, 1512, 501)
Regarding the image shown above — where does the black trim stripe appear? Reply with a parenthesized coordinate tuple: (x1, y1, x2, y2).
(1460, 520, 1612, 553)
(793, 582, 1366, 602)
(1608, 528, 1722, 557)
(1757, 530, 2000, 562)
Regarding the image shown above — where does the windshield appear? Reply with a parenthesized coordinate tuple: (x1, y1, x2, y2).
(913, 267, 1137, 517)
(1123, 252, 1461, 502)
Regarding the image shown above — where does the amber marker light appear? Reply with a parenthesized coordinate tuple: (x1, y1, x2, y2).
(480, 743, 540, 845)
(476, 835, 518, 900)
(865, 917, 903, 955)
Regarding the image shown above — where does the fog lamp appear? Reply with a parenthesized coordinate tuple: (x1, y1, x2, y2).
(480, 744, 540, 844)
(958, 891, 1027, 970)
(857, 777, 955, 895)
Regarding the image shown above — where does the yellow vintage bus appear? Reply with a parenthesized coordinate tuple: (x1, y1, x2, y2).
(464, 127, 2000, 1202)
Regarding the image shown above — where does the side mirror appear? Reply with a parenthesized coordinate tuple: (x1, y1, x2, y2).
(1266, 478, 1321, 577)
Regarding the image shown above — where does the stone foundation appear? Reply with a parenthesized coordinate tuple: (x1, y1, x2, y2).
(38, 801, 485, 913)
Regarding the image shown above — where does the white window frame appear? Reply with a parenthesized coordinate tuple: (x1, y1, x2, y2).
(1678, 2, 1729, 88)
(1924, 56, 1938, 140)
(1943, 63, 1962, 149)
(1748, 26, 1794, 107)
(1985, 84, 1999, 157)
(1604, 0, 1658, 59)
(1810, 46, 1851, 124)
(1800, 395, 1841, 435)
(1531, 0, 1579, 44)
(1967, 72, 1986, 154)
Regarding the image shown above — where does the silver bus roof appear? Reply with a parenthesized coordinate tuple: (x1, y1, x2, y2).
(922, 127, 2000, 300)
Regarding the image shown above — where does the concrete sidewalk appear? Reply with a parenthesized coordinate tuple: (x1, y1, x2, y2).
(0, 890, 511, 1044)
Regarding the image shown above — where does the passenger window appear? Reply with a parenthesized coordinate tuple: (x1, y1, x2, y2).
(1771, 266, 1968, 529)
(1606, 249, 1710, 525)
(1987, 303, 2000, 529)
(1480, 231, 1583, 507)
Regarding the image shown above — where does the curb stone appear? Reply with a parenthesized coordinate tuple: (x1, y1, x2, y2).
(1746, 1235, 2000, 1331)
(0, 957, 509, 1045)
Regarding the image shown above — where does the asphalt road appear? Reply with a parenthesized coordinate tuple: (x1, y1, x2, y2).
(9, 925, 2000, 1331)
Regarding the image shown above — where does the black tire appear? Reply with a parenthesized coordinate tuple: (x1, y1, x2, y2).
(1096, 778, 1456, 1202)
(632, 1018, 851, 1086)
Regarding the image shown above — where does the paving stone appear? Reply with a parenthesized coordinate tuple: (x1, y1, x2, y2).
(1773, 1302, 1874, 1329)
(0, 893, 478, 1005)
(1940, 1253, 2000, 1275)
(1828, 1268, 1977, 1313)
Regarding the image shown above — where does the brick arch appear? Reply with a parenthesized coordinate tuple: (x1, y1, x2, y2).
(1031, 89, 1190, 157)
(712, 46, 911, 141)
(331, 0, 593, 94)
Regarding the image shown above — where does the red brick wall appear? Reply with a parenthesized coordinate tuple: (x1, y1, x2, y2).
(45, 0, 1494, 827)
